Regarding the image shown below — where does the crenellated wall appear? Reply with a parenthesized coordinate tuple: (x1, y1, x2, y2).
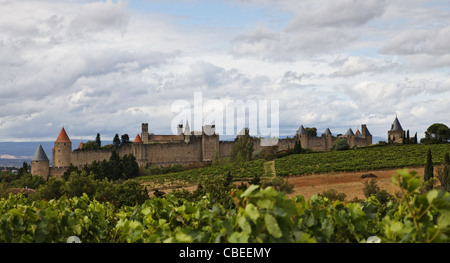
(37, 124, 373, 178)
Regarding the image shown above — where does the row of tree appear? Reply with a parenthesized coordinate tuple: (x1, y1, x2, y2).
(80, 133, 133, 151)
(64, 150, 139, 181)
(0, 151, 146, 207)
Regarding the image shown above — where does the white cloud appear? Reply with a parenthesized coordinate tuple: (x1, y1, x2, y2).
(0, 0, 449, 142)
(330, 56, 398, 77)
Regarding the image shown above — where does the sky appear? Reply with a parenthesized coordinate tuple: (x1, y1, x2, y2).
(0, 0, 449, 143)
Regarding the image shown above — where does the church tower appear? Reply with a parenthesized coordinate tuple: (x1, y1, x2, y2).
(53, 127, 72, 168)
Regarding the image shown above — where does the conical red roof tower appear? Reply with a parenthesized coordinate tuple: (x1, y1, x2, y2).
(134, 134, 143, 143)
(56, 127, 71, 143)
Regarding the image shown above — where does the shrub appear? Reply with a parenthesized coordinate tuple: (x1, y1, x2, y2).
(331, 139, 350, 151)
(318, 189, 347, 202)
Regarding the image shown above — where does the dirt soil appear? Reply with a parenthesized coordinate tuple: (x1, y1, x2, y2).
(285, 167, 425, 200)
(147, 167, 429, 201)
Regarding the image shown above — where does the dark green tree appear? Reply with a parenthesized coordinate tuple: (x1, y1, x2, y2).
(121, 154, 139, 179)
(17, 162, 29, 177)
(230, 128, 254, 163)
(441, 152, 450, 191)
(120, 134, 130, 147)
(113, 134, 121, 148)
(421, 123, 450, 144)
(114, 180, 149, 207)
(96, 133, 101, 148)
(82, 141, 101, 150)
(424, 148, 434, 182)
(37, 177, 65, 200)
(305, 127, 317, 137)
(108, 150, 122, 181)
(293, 140, 302, 154)
(331, 138, 350, 151)
(64, 171, 97, 198)
(62, 164, 81, 181)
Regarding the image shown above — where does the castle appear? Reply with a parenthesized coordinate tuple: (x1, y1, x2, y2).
(31, 121, 373, 179)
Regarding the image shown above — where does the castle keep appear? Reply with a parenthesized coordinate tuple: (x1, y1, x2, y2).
(31, 122, 373, 179)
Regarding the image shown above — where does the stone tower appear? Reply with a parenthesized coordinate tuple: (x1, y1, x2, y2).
(361, 124, 372, 140)
(296, 125, 308, 149)
(53, 127, 72, 168)
(141, 123, 149, 144)
(388, 116, 404, 143)
(202, 125, 219, 162)
(31, 144, 49, 179)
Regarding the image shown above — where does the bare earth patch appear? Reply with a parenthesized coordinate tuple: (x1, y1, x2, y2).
(143, 167, 431, 200)
(285, 167, 425, 200)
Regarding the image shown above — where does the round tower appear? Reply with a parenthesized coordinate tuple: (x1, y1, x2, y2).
(31, 144, 49, 179)
(53, 127, 72, 168)
(388, 116, 404, 143)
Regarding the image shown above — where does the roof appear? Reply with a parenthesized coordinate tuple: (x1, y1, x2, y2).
(77, 142, 84, 150)
(296, 125, 308, 135)
(322, 128, 332, 136)
(363, 125, 372, 136)
(391, 117, 403, 131)
(134, 134, 143, 143)
(32, 144, 49, 162)
(55, 127, 71, 143)
(344, 128, 354, 137)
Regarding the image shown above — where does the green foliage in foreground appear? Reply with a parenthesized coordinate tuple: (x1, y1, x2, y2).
(0, 169, 449, 243)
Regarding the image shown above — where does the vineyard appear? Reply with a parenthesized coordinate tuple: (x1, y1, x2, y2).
(0, 170, 449, 243)
(138, 159, 266, 190)
(275, 144, 450, 176)
(138, 144, 450, 190)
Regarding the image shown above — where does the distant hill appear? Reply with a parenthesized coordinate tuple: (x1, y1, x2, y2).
(0, 140, 87, 167)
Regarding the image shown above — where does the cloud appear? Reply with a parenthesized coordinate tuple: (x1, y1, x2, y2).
(230, 0, 387, 60)
(287, 0, 386, 29)
(69, 0, 130, 35)
(0, 0, 449, 143)
(330, 56, 398, 77)
(380, 26, 450, 56)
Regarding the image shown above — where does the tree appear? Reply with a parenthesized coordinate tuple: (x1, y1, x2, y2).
(121, 134, 130, 147)
(305, 127, 317, 137)
(424, 148, 434, 182)
(438, 152, 450, 191)
(121, 154, 139, 179)
(18, 162, 29, 177)
(293, 140, 302, 154)
(82, 141, 101, 150)
(64, 171, 97, 198)
(37, 177, 65, 200)
(113, 134, 121, 148)
(96, 133, 101, 148)
(421, 123, 450, 144)
(108, 150, 122, 181)
(230, 128, 254, 163)
(331, 138, 349, 151)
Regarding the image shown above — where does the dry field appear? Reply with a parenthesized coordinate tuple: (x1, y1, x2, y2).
(147, 166, 438, 200)
(285, 167, 425, 200)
